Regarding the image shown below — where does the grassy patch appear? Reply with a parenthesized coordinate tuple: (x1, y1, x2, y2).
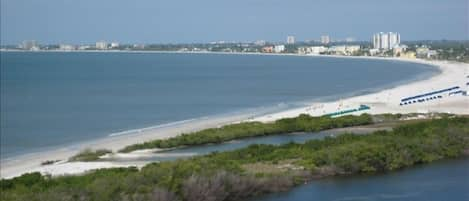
(68, 149, 112, 162)
(2, 116, 468, 201)
(40, 160, 60, 166)
(119, 114, 373, 153)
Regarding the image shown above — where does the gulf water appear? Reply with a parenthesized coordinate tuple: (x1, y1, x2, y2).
(0, 51, 437, 157)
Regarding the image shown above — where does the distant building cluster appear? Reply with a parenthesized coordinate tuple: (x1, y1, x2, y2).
(59, 44, 76, 51)
(416, 46, 438, 58)
(372, 32, 400, 50)
(93, 41, 120, 50)
(20, 40, 39, 51)
(262, 45, 285, 53)
(11, 32, 453, 61)
(298, 45, 360, 56)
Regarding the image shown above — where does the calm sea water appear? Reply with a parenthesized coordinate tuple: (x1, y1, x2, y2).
(0, 52, 437, 157)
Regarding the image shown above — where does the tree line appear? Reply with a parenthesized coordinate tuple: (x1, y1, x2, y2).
(119, 114, 373, 153)
(1, 116, 468, 201)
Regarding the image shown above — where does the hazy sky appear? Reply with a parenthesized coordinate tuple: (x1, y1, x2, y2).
(1, 0, 468, 45)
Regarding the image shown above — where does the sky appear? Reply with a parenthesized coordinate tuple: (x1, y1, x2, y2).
(1, 0, 468, 45)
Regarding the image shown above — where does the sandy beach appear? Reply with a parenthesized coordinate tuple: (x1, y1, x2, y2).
(1, 55, 468, 179)
(252, 57, 469, 122)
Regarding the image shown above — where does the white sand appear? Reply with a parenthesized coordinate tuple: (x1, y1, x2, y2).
(251, 58, 469, 122)
(1, 56, 468, 179)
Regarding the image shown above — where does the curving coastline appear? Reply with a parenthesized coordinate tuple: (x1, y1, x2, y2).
(1, 54, 468, 179)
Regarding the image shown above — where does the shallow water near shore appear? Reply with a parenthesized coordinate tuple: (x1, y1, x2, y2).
(0, 51, 438, 158)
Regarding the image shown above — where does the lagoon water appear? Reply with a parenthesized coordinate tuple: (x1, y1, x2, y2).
(0, 52, 437, 157)
(254, 158, 469, 201)
(110, 128, 376, 163)
(143, 131, 468, 201)
(108, 124, 468, 201)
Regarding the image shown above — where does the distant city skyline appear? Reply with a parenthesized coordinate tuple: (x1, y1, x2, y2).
(1, 0, 468, 45)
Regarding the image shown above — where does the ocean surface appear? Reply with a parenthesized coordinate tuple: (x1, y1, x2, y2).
(0, 51, 437, 158)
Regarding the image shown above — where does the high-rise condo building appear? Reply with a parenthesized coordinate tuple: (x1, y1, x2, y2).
(388, 32, 400, 48)
(21, 40, 38, 50)
(373, 32, 400, 50)
(321, 35, 330, 44)
(287, 36, 295, 44)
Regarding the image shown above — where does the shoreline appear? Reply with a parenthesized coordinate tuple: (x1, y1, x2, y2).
(251, 58, 468, 122)
(1, 53, 468, 179)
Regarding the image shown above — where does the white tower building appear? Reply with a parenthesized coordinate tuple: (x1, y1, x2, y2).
(372, 32, 400, 50)
(321, 35, 330, 44)
(96, 41, 108, 50)
(287, 36, 295, 44)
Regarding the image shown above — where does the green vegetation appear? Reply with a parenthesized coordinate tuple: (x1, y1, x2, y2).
(406, 40, 469, 63)
(40, 160, 60, 166)
(119, 114, 373, 153)
(2, 117, 468, 201)
(68, 149, 112, 162)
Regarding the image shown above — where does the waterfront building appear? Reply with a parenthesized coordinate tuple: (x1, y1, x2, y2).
(110, 42, 120, 48)
(21, 40, 39, 50)
(314, 46, 327, 54)
(416, 47, 430, 58)
(297, 47, 307, 54)
(373, 32, 400, 50)
(369, 48, 380, 56)
(393, 45, 407, 56)
(345, 45, 361, 53)
(133, 44, 145, 49)
(380, 33, 389, 49)
(298, 46, 327, 55)
(78, 45, 91, 50)
(415, 46, 438, 58)
(328, 45, 361, 55)
(321, 35, 330, 44)
(274, 45, 285, 53)
(400, 51, 416, 59)
(329, 46, 346, 53)
(287, 36, 295, 44)
(388, 32, 400, 48)
(373, 34, 380, 49)
(59, 44, 76, 51)
(262, 46, 274, 53)
(427, 50, 438, 58)
(96, 41, 108, 50)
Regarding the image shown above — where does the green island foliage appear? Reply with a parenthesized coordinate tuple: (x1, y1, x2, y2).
(68, 149, 112, 162)
(1, 117, 468, 201)
(119, 114, 374, 152)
